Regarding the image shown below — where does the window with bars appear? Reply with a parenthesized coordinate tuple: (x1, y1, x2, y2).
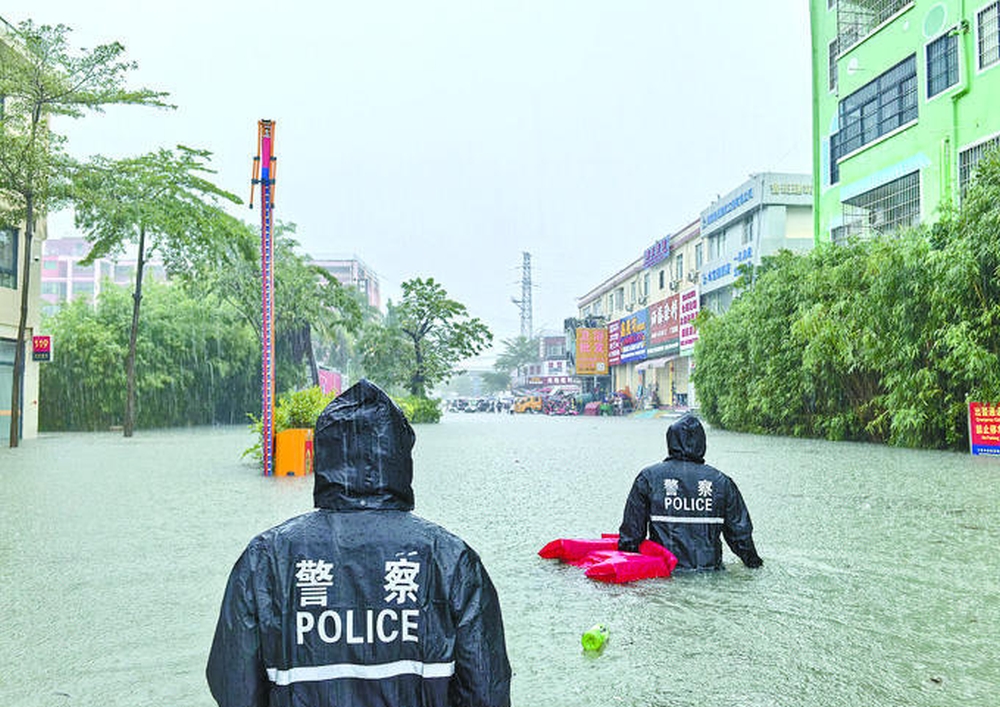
(978, 2, 1000, 69)
(959, 135, 1000, 197)
(834, 171, 920, 243)
(830, 55, 917, 183)
(837, 0, 911, 53)
(926, 32, 959, 97)
(1, 228, 17, 289)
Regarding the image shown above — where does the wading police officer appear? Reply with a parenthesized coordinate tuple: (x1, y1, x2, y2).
(207, 379, 511, 707)
(617, 413, 763, 571)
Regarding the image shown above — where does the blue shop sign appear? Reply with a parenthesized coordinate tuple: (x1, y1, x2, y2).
(702, 187, 753, 228)
(618, 309, 648, 364)
(701, 247, 753, 287)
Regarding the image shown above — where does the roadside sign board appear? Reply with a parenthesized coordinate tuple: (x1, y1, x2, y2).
(968, 402, 1000, 456)
(32, 335, 52, 362)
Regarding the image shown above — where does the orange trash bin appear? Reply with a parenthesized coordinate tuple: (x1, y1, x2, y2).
(274, 428, 314, 476)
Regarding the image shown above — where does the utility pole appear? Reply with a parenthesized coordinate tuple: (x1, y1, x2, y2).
(510, 251, 533, 339)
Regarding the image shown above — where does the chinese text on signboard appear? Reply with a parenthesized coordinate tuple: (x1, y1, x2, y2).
(969, 402, 1000, 456)
(32, 335, 52, 362)
(575, 328, 608, 375)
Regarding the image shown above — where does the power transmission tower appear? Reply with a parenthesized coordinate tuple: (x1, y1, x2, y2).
(510, 251, 533, 338)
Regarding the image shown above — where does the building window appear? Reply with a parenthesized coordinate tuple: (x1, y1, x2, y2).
(742, 218, 754, 244)
(829, 38, 839, 92)
(927, 32, 959, 97)
(979, 2, 1000, 69)
(674, 253, 684, 281)
(830, 54, 917, 176)
(658, 269, 664, 289)
(959, 135, 1000, 197)
(615, 288, 624, 311)
(837, 0, 910, 53)
(0, 228, 17, 289)
(695, 243, 703, 270)
(835, 171, 920, 242)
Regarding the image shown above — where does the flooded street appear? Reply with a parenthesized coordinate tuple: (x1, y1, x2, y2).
(2, 413, 999, 706)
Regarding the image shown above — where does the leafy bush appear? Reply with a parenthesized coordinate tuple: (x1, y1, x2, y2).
(693, 148, 1000, 450)
(395, 395, 442, 424)
(244, 386, 339, 461)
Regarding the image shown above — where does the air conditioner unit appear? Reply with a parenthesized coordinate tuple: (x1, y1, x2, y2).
(625, 302, 635, 311)
(686, 271, 699, 283)
(638, 295, 648, 305)
(669, 280, 680, 291)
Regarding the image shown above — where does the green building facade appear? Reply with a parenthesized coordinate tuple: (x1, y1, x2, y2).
(811, 0, 1000, 243)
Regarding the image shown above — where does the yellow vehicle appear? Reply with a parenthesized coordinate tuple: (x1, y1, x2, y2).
(513, 395, 543, 413)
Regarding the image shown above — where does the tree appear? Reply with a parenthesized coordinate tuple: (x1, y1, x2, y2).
(493, 335, 541, 386)
(0, 20, 169, 446)
(39, 280, 259, 431)
(188, 218, 364, 393)
(360, 277, 492, 397)
(70, 146, 240, 437)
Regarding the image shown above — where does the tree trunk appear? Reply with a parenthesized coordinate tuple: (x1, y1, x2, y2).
(124, 225, 147, 438)
(8, 192, 33, 448)
(410, 339, 425, 397)
(305, 324, 319, 388)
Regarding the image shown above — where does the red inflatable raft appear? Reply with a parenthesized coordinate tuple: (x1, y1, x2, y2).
(538, 533, 678, 583)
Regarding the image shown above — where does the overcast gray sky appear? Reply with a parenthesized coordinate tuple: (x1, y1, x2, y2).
(4, 1, 813, 344)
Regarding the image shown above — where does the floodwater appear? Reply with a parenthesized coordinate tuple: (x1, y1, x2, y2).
(1, 413, 998, 706)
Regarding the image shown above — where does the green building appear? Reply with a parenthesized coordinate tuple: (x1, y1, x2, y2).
(811, 0, 1000, 243)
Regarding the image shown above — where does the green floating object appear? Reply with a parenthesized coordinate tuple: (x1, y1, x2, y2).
(581, 623, 609, 651)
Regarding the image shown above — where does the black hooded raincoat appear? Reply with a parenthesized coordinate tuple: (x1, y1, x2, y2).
(617, 414, 762, 571)
(207, 380, 511, 707)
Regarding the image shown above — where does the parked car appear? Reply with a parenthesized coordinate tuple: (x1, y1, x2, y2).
(513, 395, 543, 413)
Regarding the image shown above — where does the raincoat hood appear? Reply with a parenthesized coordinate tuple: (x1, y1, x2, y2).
(666, 413, 707, 463)
(313, 379, 416, 511)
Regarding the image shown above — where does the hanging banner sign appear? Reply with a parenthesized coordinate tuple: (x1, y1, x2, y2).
(679, 288, 700, 350)
(32, 335, 52, 362)
(968, 402, 1000, 456)
(608, 320, 621, 367)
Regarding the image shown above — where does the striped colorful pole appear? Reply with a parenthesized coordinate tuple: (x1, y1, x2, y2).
(251, 120, 277, 476)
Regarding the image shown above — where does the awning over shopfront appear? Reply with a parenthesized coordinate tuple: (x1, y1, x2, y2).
(635, 358, 669, 371)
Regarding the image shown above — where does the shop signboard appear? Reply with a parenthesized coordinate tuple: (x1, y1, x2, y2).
(969, 402, 1000, 456)
(679, 287, 700, 350)
(608, 320, 621, 366)
(647, 294, 680, 358)
(619, 309, 648, 364)
(32, 335, 52, 362)
(575, 327, 609, 375)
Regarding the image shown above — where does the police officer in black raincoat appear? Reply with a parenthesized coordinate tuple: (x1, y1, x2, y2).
(617, 413, 763, 571)
(207, 379, 511, 707)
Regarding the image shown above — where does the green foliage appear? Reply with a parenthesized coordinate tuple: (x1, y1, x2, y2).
(394, 395, 442, 424)
(189, 218, 363, 394)
(0, 19, 169, 446)
(693, 148, 1000, 450)
(39, 281, 259, 431)
(494, 335, 540, 374)
(358, 277, 492, 397)
(243, 386, 339, 461)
